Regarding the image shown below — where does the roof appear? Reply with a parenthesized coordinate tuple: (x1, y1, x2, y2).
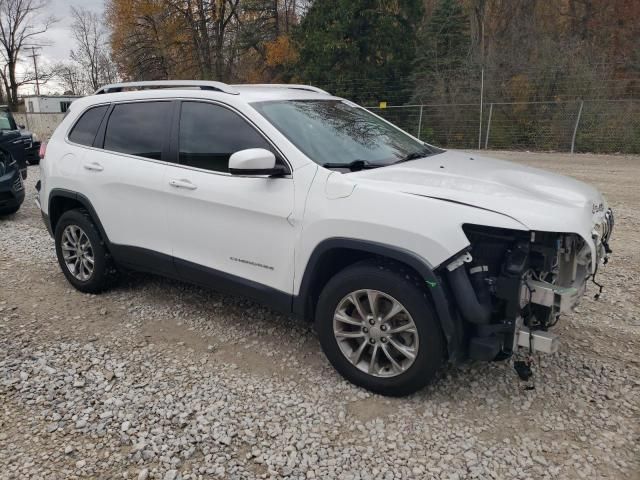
(229, 86, 335, 102)
(90, 81, 335, 104)
(22, 95, 83, 99)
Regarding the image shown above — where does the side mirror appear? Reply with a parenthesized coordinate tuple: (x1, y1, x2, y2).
(18, 124, 25, 129)
(229, 148, 286, 176)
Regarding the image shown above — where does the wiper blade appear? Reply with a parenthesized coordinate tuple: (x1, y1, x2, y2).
(321, 159, 382, 172)
(394, 148, 435, 165)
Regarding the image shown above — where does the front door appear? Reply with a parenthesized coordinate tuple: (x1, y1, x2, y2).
(165, 101, 297, 300)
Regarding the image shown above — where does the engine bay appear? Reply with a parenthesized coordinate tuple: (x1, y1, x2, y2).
(444, 216, 613, 363)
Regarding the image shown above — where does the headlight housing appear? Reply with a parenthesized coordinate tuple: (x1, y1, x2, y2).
(592, 209, 614, 245)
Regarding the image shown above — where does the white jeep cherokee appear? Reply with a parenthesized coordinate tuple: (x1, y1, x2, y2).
(37, 81, 614, 396)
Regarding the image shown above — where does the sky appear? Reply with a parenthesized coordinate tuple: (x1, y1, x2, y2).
(17, 0, 105, 95)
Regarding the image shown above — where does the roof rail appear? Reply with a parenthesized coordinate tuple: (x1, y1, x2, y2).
(234, 84, 331, 95)
(94, 80, 240, 95)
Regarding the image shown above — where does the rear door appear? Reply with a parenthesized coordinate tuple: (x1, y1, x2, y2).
(74, 100, 174, 272)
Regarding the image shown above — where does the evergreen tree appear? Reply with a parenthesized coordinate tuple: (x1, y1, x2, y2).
(413, 0, 472, 103)
(293, 0, 423, 105)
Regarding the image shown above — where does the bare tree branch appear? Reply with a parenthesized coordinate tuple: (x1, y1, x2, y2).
(0, 0, 58, 108)
(69, 6, 117, 92)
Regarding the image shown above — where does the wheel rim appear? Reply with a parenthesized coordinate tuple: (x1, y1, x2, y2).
(333, 289, 419, 378)
(61, 225, 95, 281)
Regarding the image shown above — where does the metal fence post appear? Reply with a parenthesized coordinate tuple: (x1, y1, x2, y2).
(570, 100, 584, 153)
(478, 69, 484, 149)
(484, 103, 493, 149)
(417, 105, 424, 140)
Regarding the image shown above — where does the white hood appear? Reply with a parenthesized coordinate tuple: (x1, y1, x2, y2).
(349, 150, 607, 244)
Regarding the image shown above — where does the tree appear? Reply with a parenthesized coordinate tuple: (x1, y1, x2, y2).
(293, 0, 423, 105)
(107, 0, 184, 81)
(0, 0, 56, 108)
(236, 0, 303, 81)
(106, 0, 309, 82)
(413, 0, 473, 103)
(171, 0, 242, 81)
(69, 6, 117, 92)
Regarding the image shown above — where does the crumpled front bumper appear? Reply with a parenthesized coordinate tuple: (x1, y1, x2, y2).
(523, 208, 614, 320)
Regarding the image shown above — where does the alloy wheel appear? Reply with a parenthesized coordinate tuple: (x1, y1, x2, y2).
(61, 225, 95, 281)
(333, 289, 419, 378)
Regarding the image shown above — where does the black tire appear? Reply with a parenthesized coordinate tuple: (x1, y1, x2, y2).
(54, 209, 118, 293)
(0, 204, 20, 216)
(316, 260, 445, 397)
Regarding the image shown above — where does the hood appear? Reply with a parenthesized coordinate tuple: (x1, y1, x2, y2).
(0, 129, 21, 141)
(348, 150, 607, 238)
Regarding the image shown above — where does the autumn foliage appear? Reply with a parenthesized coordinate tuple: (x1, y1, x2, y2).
(106, 0, 303, 82)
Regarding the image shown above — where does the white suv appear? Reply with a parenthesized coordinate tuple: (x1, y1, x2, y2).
(37, 81, 614, 396)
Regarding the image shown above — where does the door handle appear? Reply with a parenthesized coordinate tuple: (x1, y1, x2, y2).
(169, 178, 198, 190)
(83, 162, 104, 172)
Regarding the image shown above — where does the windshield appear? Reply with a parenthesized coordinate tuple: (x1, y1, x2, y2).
(252, 99, 442, 169)
(0, 110, 16, 130)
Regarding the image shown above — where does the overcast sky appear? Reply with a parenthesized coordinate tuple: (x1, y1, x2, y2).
(18, 0, 106, 94)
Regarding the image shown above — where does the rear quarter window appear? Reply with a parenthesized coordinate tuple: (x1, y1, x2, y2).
(68, 105, 109, 146)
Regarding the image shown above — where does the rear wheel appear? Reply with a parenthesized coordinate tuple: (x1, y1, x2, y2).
(316, 261, 445, 396)
(54, 209, 118, 293)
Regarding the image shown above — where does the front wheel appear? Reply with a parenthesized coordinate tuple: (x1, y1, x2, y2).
(316, 261, 445, 396)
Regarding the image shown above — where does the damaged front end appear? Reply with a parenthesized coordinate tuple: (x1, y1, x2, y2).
(444, 211, 613, 361)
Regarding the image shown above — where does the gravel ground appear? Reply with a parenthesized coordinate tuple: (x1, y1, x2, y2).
(1, 152, 639, 480)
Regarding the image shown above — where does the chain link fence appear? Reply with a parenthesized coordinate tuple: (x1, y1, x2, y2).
(12, 98, 639, 154)
(367, 99, 640, 154)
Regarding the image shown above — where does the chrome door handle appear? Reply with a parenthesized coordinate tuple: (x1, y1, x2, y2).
(83, 162, 103, 172)
(169, 178, 197, 190)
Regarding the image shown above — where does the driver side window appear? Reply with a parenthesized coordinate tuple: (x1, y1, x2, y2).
(179, 102, 274, 173)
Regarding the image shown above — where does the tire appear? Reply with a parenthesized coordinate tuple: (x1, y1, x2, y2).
(54, 209, 118, 293)
(0, 204, 20, 216)
(316, 260, 445, 397)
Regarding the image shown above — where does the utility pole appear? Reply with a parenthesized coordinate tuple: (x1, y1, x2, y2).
(28, 46, 41, 96)
(478, 19, 484, 150)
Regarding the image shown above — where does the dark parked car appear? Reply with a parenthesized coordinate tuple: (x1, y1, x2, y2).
(0, 106, 40, 177)
(19, 127, 41, 165)
(0, 146, 25, 216)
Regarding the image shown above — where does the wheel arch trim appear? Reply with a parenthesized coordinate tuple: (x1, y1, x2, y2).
(294, 237, 461, 359)
(47, 188, 111, 246)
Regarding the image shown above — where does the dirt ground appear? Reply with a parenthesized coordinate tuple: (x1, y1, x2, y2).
(0, 151, 638, 480)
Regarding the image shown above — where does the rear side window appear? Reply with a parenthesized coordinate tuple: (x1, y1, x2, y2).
(68, 105, 108, 146)
(104, 102, 172, 160)
(179, 101, 273, 172)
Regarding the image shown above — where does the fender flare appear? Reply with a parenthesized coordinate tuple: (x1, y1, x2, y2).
(294, 238, 461, 360)
(47, 188, 111, 245)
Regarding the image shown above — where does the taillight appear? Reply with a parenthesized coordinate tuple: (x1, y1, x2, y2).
(39, 142, 47, 159)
